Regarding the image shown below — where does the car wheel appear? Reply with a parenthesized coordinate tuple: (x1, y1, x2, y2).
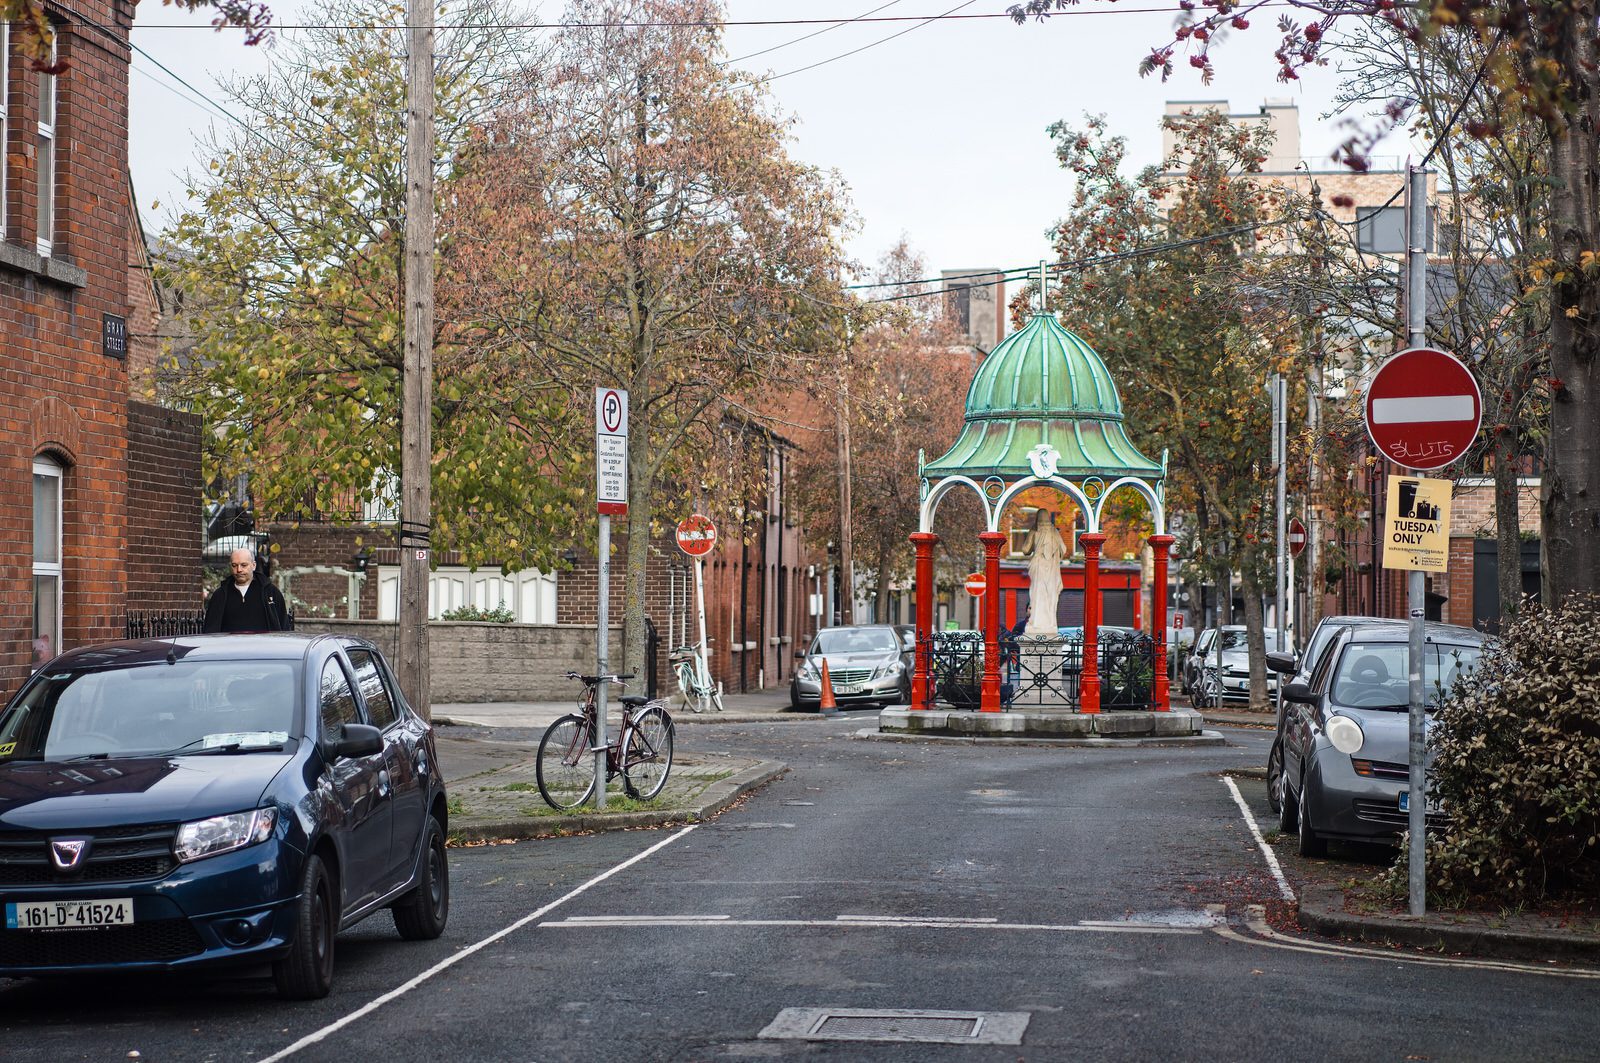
(1276, 768, 1298, 834)
(789, 685, 801, 711)
(273, 853, 336, 1000)
(392, 815, 450, 941)
(1266, 740, 1284, 815)
(1297, 775, 1329, 858)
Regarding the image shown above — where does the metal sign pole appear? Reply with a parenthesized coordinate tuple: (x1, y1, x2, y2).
(695, 556, 711, 695)
(594, 514, 609, 810)
(1405, 164, 1428, 916)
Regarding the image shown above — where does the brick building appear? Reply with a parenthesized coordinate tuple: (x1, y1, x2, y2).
(1, 5, 202, 696)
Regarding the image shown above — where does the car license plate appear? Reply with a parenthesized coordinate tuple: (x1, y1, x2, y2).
(834, 684, 861, 695)
(1397, 792, 1441, 814)
(6, 899, 134, 930)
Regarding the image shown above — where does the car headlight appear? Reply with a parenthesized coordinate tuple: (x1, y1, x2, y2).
(174, 808, 277, 864)
(798, 660, 818, 682)
(887, 660, 905, 676)
(1325, 715, 1365, 755)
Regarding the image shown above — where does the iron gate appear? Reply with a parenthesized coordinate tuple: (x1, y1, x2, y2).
(919, 630, 1156, 711)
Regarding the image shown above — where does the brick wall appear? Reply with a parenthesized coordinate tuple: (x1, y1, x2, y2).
(0, 3, 139, 697)
(292, 618, 622, 703)
(125, 401, 202, 610)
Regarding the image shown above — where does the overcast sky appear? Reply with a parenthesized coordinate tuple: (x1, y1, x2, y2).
(128, 1, 1412, 278)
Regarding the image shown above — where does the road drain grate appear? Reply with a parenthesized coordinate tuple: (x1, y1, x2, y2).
(759, 1008, 1029, 1045)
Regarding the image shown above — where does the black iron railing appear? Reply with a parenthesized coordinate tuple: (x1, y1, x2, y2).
(125, 611, 207, 639)
(917, 629, 1157, 711)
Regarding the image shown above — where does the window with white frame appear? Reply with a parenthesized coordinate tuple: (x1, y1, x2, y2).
(35, 35, 55, 257)
(33, 458, 63, 661)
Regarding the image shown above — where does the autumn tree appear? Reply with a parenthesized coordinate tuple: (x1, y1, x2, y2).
(161, 0, 586, 571)
(1037, 111, 1299, 706)
(787, 240, 975, 622)
(445, 0, 849, 678)
(1012, 0, 1600, 609)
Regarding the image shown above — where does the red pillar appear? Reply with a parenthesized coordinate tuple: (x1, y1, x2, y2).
(1149, 534, 1174, 712)
(978, 531, 1007, 713)
(1079, 532, 1106, 714)
(909, 532, 939, 709)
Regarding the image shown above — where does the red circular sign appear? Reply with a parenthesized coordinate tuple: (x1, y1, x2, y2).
(1174, 614, 1185, 629)
(963, 572, 986, 597)
(675, 514, 717, 558)
(1364, 347, 1482, 471)
(1288, 517, 1307, 559)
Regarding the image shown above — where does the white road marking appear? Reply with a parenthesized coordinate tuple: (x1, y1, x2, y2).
(542, 913, 1202, 935)
(1223, 775, 1296, 901)
(1371, 395, 1477, 423)
(257, 824, 699, 1063)
(1222, 905, 1600, 980)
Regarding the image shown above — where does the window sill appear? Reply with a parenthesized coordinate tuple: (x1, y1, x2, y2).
(0, 242, 86, 289)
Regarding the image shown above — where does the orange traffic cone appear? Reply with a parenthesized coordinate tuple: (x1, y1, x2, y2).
(817, 658, 839, 714)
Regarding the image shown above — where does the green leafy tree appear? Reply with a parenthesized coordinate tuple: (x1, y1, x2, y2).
(1012, 0, 1600, 609)
(161, 0, 586, 571)
(445, 0, 850, 677)
(1036, 110, 1297, 706)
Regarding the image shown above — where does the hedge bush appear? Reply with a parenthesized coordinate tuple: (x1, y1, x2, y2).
(1387, 595, 1600, 906)
(439, 601, 516, 623)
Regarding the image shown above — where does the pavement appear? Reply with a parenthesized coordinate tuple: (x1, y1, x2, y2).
(430, 689, 1598, 966)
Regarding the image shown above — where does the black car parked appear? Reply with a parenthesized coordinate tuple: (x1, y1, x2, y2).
(0, 633, 449, 998)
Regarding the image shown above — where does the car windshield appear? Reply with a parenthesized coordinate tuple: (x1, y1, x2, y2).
(1218, 629, 1279, 651)
(0, 659, 301, 762)
(813, 628, 898, 654)
(1330, 642, 1482, 709)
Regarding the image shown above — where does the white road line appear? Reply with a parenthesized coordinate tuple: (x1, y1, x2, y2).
(258, 824, 699, 1063)
(1223, 776, 1296, 902)
(542, 914, 1201, 935)
(1223, 905, 1600, 980)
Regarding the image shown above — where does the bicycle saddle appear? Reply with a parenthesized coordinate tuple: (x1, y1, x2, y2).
(619, 694, 650, 708)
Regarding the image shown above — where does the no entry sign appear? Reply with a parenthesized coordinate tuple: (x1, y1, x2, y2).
(1288, 517, 1307, 559)
(675, 514, 717, 558)
(1364, 347, 1482, 471)
(963, 572, 986, 597)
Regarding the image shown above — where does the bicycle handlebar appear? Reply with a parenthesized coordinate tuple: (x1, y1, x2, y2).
(560, 671, 636, 685)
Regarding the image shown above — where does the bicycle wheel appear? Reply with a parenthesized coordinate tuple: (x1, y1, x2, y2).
(621, 706, 674, 800)
(536, 714, 596, 810)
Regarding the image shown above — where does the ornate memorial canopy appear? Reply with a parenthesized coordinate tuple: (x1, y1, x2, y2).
(919, 311, 1166, 534)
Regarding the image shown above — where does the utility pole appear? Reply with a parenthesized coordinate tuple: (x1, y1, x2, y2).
(1306, 182, 1327, 643)
(835, 337, 855, 627)
(398, 0, 435, 716)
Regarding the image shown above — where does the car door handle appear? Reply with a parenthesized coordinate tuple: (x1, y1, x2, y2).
(377, 769, 391, 798)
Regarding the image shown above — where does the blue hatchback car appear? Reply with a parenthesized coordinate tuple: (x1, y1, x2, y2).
(0, 633, 449, 998)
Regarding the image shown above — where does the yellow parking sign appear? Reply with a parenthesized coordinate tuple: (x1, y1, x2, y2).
(1383, 475, 1453, 572)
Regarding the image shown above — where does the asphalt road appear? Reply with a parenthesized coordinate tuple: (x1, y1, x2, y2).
(3, 718, 1596, 1061)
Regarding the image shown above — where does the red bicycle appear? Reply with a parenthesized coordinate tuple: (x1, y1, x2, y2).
(535, 672, 675, 810)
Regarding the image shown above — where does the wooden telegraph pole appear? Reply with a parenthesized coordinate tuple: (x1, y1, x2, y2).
(398, 0, 436, 716)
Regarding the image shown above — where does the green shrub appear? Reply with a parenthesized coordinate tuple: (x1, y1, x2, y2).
(439, 601, 516, 623)
(1387, 595, 1600, 906)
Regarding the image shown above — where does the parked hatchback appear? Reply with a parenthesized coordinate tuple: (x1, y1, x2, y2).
(1276, 620, 1485, 856)
(0, 633, 449, 998)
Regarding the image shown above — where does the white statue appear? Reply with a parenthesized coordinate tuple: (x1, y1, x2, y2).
(1023, 509, 1067, 637)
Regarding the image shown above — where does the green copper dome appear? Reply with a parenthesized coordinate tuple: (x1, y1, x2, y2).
(924, 313, 1162, 480)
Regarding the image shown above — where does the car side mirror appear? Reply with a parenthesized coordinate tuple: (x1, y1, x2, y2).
(333, 723, 383, 759)
(1283, 682, 1317, 704)
(794, 650, 806, 660)
(1265, 650, 1297, 675)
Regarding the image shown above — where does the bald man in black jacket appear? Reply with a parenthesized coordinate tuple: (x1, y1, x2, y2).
(204, 548, 294, 633)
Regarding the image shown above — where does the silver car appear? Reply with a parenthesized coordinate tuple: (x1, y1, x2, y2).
(1277, 620, 1486, 856)
(1184, 625, 1282, 704)
(790, 625, 909, 710)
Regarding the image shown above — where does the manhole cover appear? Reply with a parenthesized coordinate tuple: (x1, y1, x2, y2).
(759, 1008, 1029, 1045)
